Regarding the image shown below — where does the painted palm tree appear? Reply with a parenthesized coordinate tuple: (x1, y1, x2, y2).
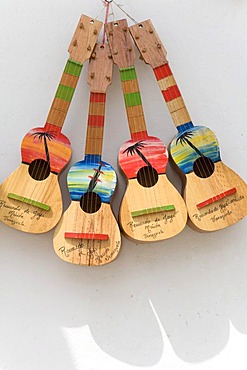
(123, 141, 152, 167)
(31, 131, 56, 166)
(176, 131, 205, 157)
(87, 163, 103, 192)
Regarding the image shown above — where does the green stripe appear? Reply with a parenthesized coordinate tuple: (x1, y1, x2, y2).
(56, 84, 75, 102)
(8, 193, 51, 211)
(124, 92, 142, 107)
(120, 67, 137, 81)
(131, 205, 175, 218)
(64, 59, 83, 77)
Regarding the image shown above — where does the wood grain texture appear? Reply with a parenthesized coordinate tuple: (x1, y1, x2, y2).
(68, 15, 102, 64)
(129, 20, 167, 69)
(88, 44, 113, 92)
(105, 19, 135, 69)
(53, 201, 121, 266)
(184, 162, 247, 232)
(0, 164, 62, 233)
(119, 175, 187, 242)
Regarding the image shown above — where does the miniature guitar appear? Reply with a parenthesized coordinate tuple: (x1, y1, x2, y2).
(53, 44, 121, 266)
(129, 20, 247, 232)
(105, 19, 187, 242)
(0, 15, 102, 234)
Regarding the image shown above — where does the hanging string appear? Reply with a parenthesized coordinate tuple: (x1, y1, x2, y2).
(102, 0, 111, 45)
(112, 1, 138, 24)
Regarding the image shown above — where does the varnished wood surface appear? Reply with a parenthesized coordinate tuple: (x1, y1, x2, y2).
(0, 164, 62, 233)
(105, 19, 136, 69)
(184, 161, 247, 232)
(129, 20, 167, 69)
(68, 15, 102, 64)
(53, 201, 121, 266)
(119, 175, 187, 242)
(88, 44, 113, 92)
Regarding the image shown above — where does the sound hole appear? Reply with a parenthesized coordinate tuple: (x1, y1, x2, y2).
(193, 157, 215, 178)
(28, 159, 50, 181)
(80, 192, 102, 213)
(137, 166, 159, 188)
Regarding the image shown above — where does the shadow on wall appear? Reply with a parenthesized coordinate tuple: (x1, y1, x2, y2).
(0, 214, 247, 369)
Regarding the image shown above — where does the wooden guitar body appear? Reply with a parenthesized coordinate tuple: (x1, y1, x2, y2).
(119, 136, 187, 241)
(0, 125, 71, 233)
(0, 164, 62, 233)
(53, 155, 121, 266)
(170, 125, 247, 231)
(53, 201, 121, 266)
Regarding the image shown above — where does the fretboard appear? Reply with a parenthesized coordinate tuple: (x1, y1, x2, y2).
(85, 92, 106, 156)
(45, 59, 83, 131)
(120, 66, 148, 141)
(153, 63, 193, 132)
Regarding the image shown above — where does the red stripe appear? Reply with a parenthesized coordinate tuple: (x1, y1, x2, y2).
(197, 187, 237, 210)
(44, 122, 62, 133)
(88, 115, 105, 127)
(154, 64, 172, 80)
(90, 92, 106, 103)
(65, 232, 108, 240)
(131, 130, 149, 141)
(162, 85, 181, 102)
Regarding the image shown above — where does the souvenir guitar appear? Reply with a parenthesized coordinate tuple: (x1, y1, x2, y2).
(105, 19, 187, 242)
(53, 44, 121, 266)
(129, 20, 247, 232)
(0, 15, 102, 233)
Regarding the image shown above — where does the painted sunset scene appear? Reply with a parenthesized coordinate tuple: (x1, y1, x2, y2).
(21, 126, 71, 174)
(67, 155, 117, 204)
(119, 137, 168, 179)
(170, 126, 221, 174)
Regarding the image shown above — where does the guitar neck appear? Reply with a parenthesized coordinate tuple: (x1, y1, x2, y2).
(84, 44, 113, 157)
(129, 20, 193, 133)
(44, 14, 103, 132)
(153, 63, 193, 132)
(85, 92, 106, 156)
(45, 59, 83, 131)
(120, 66, 148, 140)
(105, 19, 148, 141)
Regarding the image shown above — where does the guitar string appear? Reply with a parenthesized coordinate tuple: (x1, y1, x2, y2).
(147, 24, 213, 181)
(129, 25, 162, 214)
(20, 19, 97, 217)
(27, 59, 80, 215)
(126, 34, 157, 220)
(125, 23, 181, 229)
(155, 62, 214, 180)
(152, 44, 220, 207)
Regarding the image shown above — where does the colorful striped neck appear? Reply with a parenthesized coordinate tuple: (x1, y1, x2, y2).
(153, 63, 193, 132)
(45, 59, 83, 130)
(120, 67, 148, 141)
(85, 92, 106, 156)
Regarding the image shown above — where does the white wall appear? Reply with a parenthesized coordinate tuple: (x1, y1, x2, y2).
(0, 0, 247, 369)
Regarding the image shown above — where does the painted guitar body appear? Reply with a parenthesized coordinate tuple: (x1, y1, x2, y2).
(53, 155, 121, 266)
(170, 124, 247, 231)
(0, 125, 71, 233)
(119, 136, 187, 241)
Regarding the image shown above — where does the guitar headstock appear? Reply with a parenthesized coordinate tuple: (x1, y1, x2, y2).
(87, 44, 113, 92)
(105, 19, 136, 69)
(68, 15, 103, 64)
(129, 20, 167, 69)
